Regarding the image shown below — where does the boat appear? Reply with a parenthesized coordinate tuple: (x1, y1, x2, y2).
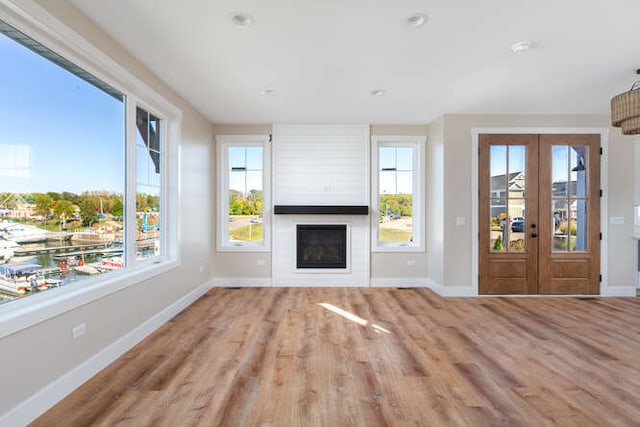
(100, 256, 123, 270)
(72, 259, 101, 275)
(1, 223, 51, 244)
(0, 263, 47, 295)
(0, 239, 19, 264)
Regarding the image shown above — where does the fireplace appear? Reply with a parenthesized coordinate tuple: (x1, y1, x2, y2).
(296, 224, 347, 269)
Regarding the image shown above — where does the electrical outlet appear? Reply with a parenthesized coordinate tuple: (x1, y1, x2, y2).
(609, 216, 625, 225)
(407, 260, 416, 267)
(72, 323, 86, 339)
(257, 260, 267, 266)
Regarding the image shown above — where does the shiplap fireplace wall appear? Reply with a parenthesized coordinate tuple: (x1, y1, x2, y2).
(272, 125, 370, 286)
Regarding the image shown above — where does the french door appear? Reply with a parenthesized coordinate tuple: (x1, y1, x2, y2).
(479, 134, 600, 295)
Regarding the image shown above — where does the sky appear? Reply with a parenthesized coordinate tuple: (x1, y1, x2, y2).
(0, 30, 125, 195)
(379, 146, 412, 195)
(490, 144, 580, 183)
(229, 146, 263, 194)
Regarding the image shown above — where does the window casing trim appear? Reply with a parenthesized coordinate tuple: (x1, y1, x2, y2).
(0, 0, 182, 338)
(216, 135, 271, 252)
(371, 135, 426, 252)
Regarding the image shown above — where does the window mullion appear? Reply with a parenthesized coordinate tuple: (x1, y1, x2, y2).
(125, 97, 138, 267)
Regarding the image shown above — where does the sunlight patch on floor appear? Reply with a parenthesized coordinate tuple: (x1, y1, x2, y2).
(318, 302, 390, 334)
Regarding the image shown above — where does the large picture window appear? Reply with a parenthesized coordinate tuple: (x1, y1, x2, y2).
(216, 135, 270, 251)
(0, 16, 176, 307)
(371, 135, 425, 251)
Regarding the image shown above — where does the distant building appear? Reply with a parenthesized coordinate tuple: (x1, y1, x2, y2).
(0, 193, 35, 218)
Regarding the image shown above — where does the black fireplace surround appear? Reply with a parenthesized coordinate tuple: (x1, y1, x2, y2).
(296, 224, 347, 269)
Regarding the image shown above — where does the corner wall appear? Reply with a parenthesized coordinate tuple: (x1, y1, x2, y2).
(0, 0, 214, 419)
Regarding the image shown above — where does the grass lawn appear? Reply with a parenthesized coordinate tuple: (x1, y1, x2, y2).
(379, 228, 412, 242)
(230, 223, 263, 241)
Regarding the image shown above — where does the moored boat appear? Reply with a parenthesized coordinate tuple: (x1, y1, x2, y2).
(100, 257, 123, 270)
(1, 223, 51, 244)
(0, 263, 47, 295)
(0, 239, 18, 264)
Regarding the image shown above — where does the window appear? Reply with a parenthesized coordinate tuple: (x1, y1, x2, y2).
(0, 13, 178, 309)
(135, 107, 163, 259)
(216, 135, 270, 251)
(371, 135, 425, 251)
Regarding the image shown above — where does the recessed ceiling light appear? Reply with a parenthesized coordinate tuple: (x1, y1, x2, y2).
(261, 88, 276, 96)
(406, 13, 428, 28)
(511, 41, 532, 54)
(229, 11, 253, 29)
(371, 89, 386, 97)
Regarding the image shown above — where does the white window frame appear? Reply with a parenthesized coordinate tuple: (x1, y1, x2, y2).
(371, 135, 425, 252)
(0, 0, 181, 339)
(216, 135, 271, 252)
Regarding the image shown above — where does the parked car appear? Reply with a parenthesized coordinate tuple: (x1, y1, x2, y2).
(511, 220, 525, 232)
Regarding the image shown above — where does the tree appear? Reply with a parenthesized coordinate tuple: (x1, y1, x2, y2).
(53, 200, 75, 220)
(78, 198, 99, 226)
(136, 193, 148, 212)
(47, 192, 61, 201)
(33, 194, 53, 220)
(112, 198, 124, 218)
(146, 194, 159, 211)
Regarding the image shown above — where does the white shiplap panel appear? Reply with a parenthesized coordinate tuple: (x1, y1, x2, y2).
(273, 124, 370, 205)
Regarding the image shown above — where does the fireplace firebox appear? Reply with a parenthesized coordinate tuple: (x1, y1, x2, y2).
(296, 224, 347, 269)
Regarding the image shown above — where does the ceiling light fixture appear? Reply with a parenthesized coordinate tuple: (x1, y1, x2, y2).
(261, 88, 276, 96)
(511, 41, 532, 54)
(229, 11, 253, 29)
(406, 13, 428, 28)
(370, 89, 386, 97)
(611, 69, 640, 135)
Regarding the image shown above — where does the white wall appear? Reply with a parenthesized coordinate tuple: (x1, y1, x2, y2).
(426, 118, 444, 287)
(0, 0, 214, 419)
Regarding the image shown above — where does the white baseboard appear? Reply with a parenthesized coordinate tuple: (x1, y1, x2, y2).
(212, 277, 273, 287)
(431, 281, 477, 297)
(0, 279, 213, 427)
(600, 286, 637, 297)
(370, 278, 429, 288)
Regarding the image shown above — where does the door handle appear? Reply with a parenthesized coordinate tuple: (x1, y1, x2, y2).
(531, 232, 538, 238)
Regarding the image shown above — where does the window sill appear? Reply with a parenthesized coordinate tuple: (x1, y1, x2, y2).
(216, 244, 270, 253)
(372, 244, 425, 253)
(0, 258, 180, 339)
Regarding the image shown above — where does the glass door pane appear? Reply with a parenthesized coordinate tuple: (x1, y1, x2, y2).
(489, 144, 526, 252)
(551, 145, 588, 252)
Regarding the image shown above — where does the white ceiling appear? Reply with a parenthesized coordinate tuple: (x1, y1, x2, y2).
(68, 0, 640, 125)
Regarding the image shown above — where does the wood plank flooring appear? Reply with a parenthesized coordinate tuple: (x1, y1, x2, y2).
(32, 288, 640, 426)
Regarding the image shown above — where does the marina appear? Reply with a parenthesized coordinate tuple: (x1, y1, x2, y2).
(0, 220, 159, 303)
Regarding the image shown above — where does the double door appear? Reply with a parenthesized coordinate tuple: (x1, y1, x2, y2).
(479, 134, 600, 295)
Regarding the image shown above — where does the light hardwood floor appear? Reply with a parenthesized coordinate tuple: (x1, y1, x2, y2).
(33, 288, 640, 426)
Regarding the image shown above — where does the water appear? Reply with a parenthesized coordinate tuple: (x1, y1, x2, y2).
(0, 239, 120, 304)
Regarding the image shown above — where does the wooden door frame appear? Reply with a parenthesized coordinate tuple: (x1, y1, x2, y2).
(471, 127, 609, 296)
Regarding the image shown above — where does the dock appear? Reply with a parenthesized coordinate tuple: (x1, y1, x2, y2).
(14, 243, 115, 257)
